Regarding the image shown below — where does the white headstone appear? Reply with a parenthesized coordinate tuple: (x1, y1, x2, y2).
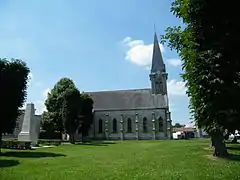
(18, 103, 41, 146)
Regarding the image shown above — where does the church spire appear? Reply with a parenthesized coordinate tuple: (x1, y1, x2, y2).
(151, 32, 165, 73)
(149, 31, 168, 95)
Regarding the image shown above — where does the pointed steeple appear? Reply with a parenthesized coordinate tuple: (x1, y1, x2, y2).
(151, 32, 165, 73)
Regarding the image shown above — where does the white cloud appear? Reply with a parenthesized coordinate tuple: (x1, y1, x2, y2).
(34, 88, 51, 115)
(34, 100, 46, 115)
(167, 59, 182, 67)
(167, 79, 187, 96)
(21, 88, 51, 115)
(122, 37, 165, 68)
(43, 88, 51, 98)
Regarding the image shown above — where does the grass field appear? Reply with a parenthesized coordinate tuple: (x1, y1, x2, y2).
(0, 140, 240, 180)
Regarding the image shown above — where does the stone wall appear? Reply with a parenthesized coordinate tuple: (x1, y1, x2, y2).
(75, 107, 170, 141)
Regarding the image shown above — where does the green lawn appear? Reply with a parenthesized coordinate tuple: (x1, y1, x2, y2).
(0, 140, 240, 180)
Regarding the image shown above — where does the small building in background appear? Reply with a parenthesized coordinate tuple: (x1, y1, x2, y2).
(172, 127, 196, 139)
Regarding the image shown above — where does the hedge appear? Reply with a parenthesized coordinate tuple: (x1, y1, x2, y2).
(39, 131, 62, 139)
(1, 139, 32, 150)
(38, 139, 61, 146)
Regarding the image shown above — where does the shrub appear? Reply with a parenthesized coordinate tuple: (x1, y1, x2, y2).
(38, 139, 61, 146)
(39, 131, 62, 139)
(2, 139, 32, 150)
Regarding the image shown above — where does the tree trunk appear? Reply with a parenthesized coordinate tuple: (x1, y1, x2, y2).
(210, 136, 215, 148)
(211, 131, 228, 157)
(81, 132, 84, 142)
(69, 133, 75, 144)
(232, 136, 237, 143)
(60, 130, 63, 141)
(0, 133, 2, 154)
(72, 133, 75, 144)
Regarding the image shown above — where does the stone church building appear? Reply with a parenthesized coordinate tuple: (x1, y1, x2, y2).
(78, 33, 173, 140)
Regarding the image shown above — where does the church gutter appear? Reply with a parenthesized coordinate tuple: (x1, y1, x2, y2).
(93, 107, 167, 112)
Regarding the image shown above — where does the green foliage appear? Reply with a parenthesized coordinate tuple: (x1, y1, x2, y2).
(78, 93, 94, 138)
(61, 88, 82, 143)
(161, 0, 240, 133)
(191, 1, 240, 134)
(0, 58, 30, 152)
(44, 78, 76, 133)
(38, 139, 61, 146)
(44, 78, 94, 143)
(0, 58, 30, 134)
(2, 140, 31, 150)
(39, 131, 62, 140)
(172, 123, 185, 128)
(162, 0, 240, 156)
(41, 111, 56, 133)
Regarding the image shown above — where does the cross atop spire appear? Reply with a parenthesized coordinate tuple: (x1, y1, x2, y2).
(151, 32, 165, 73)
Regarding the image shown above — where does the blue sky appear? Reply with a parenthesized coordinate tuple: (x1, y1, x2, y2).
(0, 0, 191, 125)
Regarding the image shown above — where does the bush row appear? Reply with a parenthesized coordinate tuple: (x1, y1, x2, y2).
(38, 139, 61, 146)
(39, 131, 62, 139)
(1, 140, 32, 150)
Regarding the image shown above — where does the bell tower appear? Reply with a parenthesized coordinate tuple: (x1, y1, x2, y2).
(149, 32, 168, 95)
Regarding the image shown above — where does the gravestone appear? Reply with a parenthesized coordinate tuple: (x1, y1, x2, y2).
(18, 103, 41, 146)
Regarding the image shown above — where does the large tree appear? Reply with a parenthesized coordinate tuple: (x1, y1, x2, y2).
(0, 58, 30, 153)
(44, 78, 76, 134)
(44, 78, 94, 143)
(161, 0, 240, 157)
(61, 88, 82, 144)
(78, 93, 93, 141)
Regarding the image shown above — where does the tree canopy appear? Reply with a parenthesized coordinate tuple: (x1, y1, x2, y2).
(43, 78, 94, 143)
(172, 123, 185, 128)
(61, 88, 82, 143)
(78, 93, 94, 140)
(161, 0, 240, 157)
(0, 58, 30, 152)
(44, 78, 76, 133)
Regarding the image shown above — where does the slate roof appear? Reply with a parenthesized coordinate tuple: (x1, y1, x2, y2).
(86, 88, 166, 110)
(151, 32, 165, 73)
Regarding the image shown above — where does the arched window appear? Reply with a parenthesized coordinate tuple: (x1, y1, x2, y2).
(159, 117, 163, 132)
(98, 119, 103, 133)
(127, 118, 132, 133)
(113, 118, 117, 133)
(143, 117, 148, 133)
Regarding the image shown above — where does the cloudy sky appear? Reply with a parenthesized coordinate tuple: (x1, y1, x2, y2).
(0, 0, 190, 125)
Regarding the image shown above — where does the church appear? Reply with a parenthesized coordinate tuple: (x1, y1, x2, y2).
(77, 32, 173, 140)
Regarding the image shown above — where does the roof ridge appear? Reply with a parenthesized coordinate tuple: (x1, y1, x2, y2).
(86, 88, 151, 93)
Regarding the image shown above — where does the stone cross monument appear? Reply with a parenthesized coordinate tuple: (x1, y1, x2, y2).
(18, 103, 41, 146)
